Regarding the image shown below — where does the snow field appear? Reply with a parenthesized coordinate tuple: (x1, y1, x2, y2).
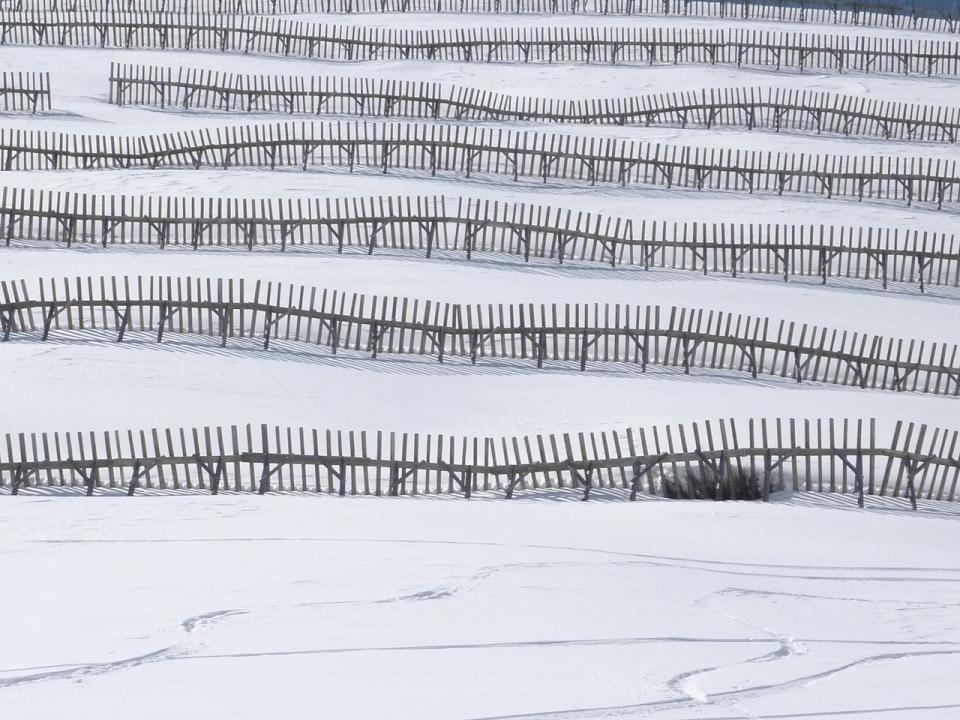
(6, 165, 959, 235)
(275, 10, 960, 40)
(3, 46, 960, 171)
(2, 14, 959, 466)
(2, 36, 960, 446)
(3, 6, 960, 718)
(5, 336, 960, 436)
(5, 251, 958, 340)
(1, 497, 959, 719)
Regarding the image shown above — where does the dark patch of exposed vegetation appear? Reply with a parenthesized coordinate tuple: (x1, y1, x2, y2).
(662, 469, 762, 501)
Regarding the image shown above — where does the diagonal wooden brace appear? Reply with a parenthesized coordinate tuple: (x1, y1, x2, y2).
(629, 455, 666, 501)
(127, 458, 158, 496)
(70, 461, 99, 497)
(196, 455, 226, 495)
(504, 467, 530, 500)
(258, 455, 285, 495)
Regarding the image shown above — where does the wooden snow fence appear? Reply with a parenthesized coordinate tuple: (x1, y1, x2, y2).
(1, 416, 957, 506)
(2, 275, 960, 394)
(2, 121, 960, 209)
(3, 188, 960, 293)
(3, 14, 960, 76)
(0, 71, 50, 112)
(2, 0, 959, 35)
(108, 67, 960, 145)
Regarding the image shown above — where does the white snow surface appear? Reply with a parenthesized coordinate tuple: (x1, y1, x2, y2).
(276, 11, 960, 41)
(3, 41, 959, 436)
(3, 12, 960, 720)
(2, 495, 959, 719)
(8, 166, 958, 235)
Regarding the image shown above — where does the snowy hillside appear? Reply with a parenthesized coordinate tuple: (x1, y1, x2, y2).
(1, 0, 959, 717)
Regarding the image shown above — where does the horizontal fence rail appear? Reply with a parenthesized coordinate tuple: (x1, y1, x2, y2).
(1, 0, 959, 34)
(4, 15, 960, 76)
(109, 67, 960, 145)
(0, 70, 51, 112)
(3, 122, 960, 210)
(1, 417, 957, 505)
(3, 188, 960, 292)
(2, 275, 960, 394)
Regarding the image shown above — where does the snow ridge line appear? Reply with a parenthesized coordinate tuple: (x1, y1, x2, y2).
(2, 121, 960, 210)
(3, 15, 960, 76)
(3, 274, 960, 395)
(2, 187, 957, 292)
(0, 415, 954, 501)
(3, 0, 960, 35)
(109, 68, 960, 146)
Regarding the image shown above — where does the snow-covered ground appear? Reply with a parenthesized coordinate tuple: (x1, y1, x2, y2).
(7, 166, 956, 233)
(3, 250, 959, 436)
(2, 496, 959, 719)
(264, 10, 960, 38)
(7, 336, 960, 436)
(2, 7, 959, 719)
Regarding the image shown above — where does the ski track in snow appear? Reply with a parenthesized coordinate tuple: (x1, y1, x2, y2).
(663, 588, 808, 716)
(3, 535, 959, 718)
(0, 561, 501, 688)
(0, 608, 244, 689)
